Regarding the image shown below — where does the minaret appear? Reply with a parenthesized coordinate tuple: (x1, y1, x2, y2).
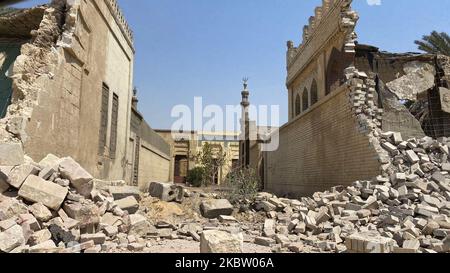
(240, 78, 251, 168)
(132, 87, 139, 109)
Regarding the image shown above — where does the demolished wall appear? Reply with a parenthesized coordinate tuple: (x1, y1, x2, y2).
(259, 0, 450, 198)
(0, 0, 136, 183)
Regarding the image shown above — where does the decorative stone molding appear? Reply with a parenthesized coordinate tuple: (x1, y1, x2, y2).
(286, 0, 359, 84)
(104, 0, 134, 46)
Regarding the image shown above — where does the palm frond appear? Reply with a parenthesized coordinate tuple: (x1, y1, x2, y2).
(415, 31, 450, 56)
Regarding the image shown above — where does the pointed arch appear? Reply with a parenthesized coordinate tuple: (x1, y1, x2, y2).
(302, 88, 309, 112)
(295, 93, 301, 116)
(310, 79, 318, 106)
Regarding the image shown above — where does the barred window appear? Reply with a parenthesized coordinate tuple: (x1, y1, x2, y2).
(110, 93, 119, 159)
(98, 83, 109, 155)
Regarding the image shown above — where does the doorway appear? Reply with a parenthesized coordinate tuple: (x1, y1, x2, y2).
(174, 155, 188, 183)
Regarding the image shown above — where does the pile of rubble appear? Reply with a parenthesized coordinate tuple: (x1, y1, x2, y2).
(0, 151, 180, 253)
(246, 132, 450, 253)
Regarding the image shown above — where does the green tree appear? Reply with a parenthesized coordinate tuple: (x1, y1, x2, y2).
(415, 31, 450, 56)
(192, 142, 227, 187)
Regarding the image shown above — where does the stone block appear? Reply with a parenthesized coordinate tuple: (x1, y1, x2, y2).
(18, 175, 68, 210)
(29, 203, 53, 222)
(0, 198, 28, 220)
(345, 232, 395, 253)
(0, 143, 24, 166)
(38, 154, 61, 169)
(80, 233, 106, 245)
(114, 196, 139, 214)
(263, 219, 276, 238)
(402, 239, 420, 251)
(200, 199, 233, 219)
(288, 242, 304, 253)
(0, 170, 9, 194)
(0, 218, 16, 232)
(59, 157, 94, 197)
(18, 214, 40, 231)
(128, 243, 145, 252)
(218, 215, 237, 223)
(254, 236, 275, 247)
(109, 186, 141, 201)
(63, 202, 99, 228)
(381, 142, 398, 154)
(0, 224, 25, 252)
(128, 214, 154, 237)
(148, 182, 184, 202)
(103, 225, 118, 237)
(405, 150, 420, 164)
(200, 230, 243, 253)
(8, 164, 40, 189)
(28, 229, 52, 246)
(255, 201, 277, 212)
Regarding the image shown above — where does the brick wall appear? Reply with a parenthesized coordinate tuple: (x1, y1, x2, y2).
(265, 84, 381, 198)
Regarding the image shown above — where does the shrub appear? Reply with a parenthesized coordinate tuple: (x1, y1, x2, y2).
(223, 167, 260, 203)
(186, 167, 205, 187)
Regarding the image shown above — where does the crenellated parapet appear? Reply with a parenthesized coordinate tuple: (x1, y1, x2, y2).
(104, 0, 134, 45)
(286, 0, 359, 76)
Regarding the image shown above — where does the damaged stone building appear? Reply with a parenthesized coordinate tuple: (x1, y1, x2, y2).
(156, 130, 240, 185)
(0, 0, 171, 188)
(249, 0, 450, 198)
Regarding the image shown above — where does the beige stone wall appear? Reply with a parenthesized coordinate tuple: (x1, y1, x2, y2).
(17, 0, 134, 182)
(137, 139, 170, 191)
(265, 85, 381, 198)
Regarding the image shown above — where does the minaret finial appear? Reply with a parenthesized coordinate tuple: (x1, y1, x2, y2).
(243, 77, 249, 90)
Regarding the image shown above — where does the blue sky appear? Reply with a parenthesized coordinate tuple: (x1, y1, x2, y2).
(10, 0, 450, 130)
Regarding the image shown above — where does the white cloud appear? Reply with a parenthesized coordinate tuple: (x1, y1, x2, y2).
(367, 0, 382, 6)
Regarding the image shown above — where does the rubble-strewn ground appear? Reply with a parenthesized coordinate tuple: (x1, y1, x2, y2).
(1, 127, 450, 254)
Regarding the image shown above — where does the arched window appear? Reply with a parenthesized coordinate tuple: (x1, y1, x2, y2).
(310, 80, 318, 106)
(295, 93, 301, 116)
(326, 47, 353, 95)
(302, 88, 309, 112)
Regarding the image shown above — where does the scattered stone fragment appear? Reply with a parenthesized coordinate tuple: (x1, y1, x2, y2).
(29, 203, 53, 222)
(200, 199, 234, 219)
(59, 157, 94, 197)
(19, 175, 68, 210)
(80, 233, 106, 245)
(114, 196, 139, 214)
(254, 236, 275, 247)
(200, 230, 243, 253)
(346, 232, 395, 253)
(109, 186, 141, 201)
(0, 143, 24, 166)
(128, 214, 154, 237)
(0, 224, 25, 252)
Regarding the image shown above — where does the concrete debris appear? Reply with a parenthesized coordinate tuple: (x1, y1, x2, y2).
(386, 61, 436, 101)
(149, 182, 184, 203)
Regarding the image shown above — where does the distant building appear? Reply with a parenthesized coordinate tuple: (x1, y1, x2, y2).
(128, 89, 171, 191)
(156, 130, 240, 185)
